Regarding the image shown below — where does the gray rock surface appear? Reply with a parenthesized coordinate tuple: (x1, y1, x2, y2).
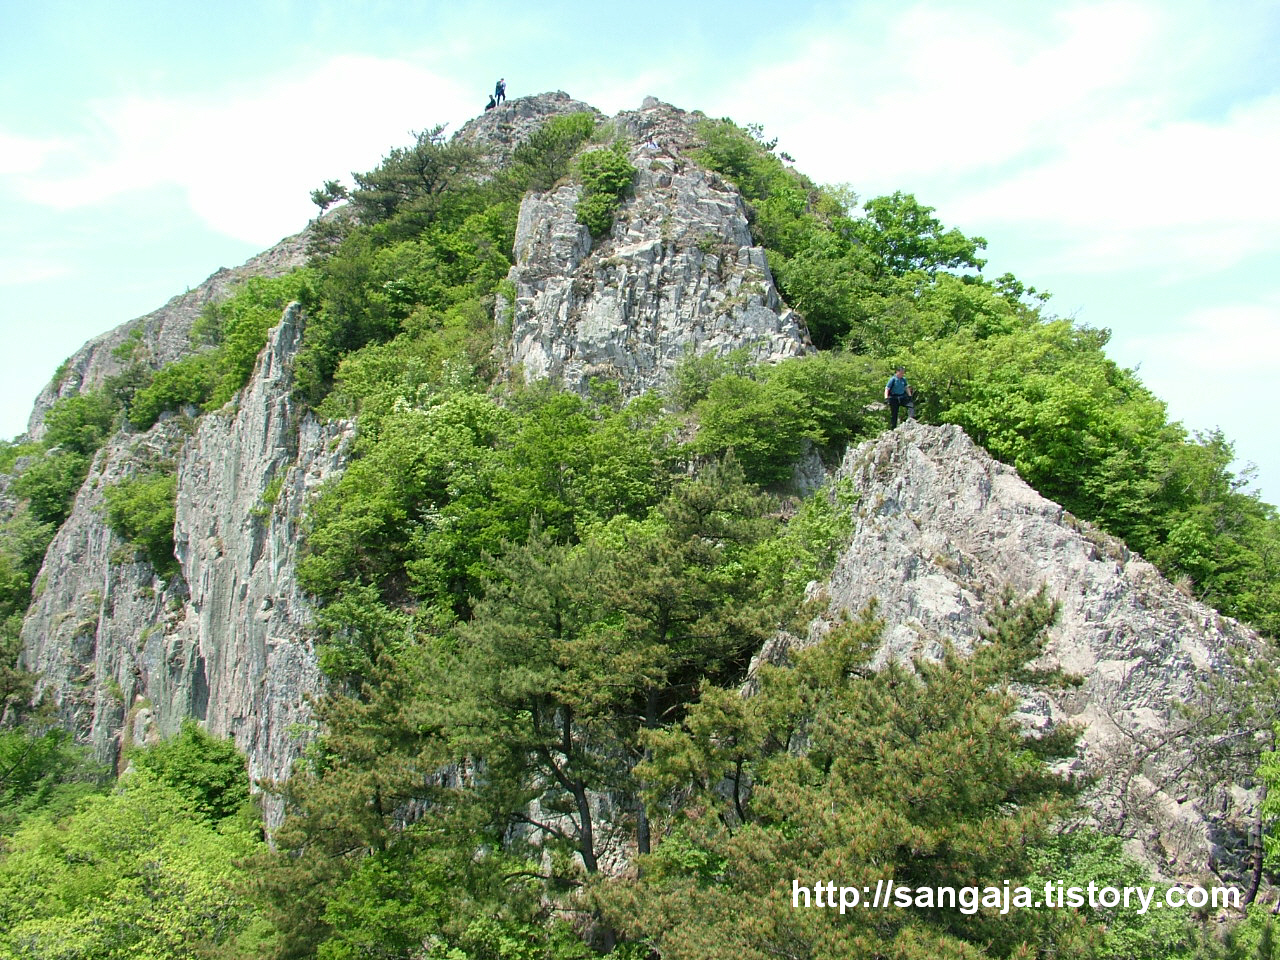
(168, 304, 353, 809)
(784, 421, 1259, 881)
(26, 226, 313, 440)
(20, 304, 353, 821)
(454, 91, 601, 165)
(502, 98, 812, 395)
(13, 95, 1262, 872)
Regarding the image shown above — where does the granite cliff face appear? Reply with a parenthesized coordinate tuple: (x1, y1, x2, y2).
(11, 93, 812, 814)
(762, 422, 1260, 881)
(502, 98, 811, 393)
(19, 305, 352, 817)
(8, 93, 1262, 873)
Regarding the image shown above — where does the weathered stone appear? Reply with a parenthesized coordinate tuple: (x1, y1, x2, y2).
(20, 304, 353, 823)
(453, 91, 601, 166)
(501, 98, 812, 396)
(789, 422, 1260, 882)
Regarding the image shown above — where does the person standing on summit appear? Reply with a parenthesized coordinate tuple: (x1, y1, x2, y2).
(885, 366, 914, 428)
(494, 78, 507, 105)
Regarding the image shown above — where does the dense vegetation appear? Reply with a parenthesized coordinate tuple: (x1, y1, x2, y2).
(1, 106, 1279, 959)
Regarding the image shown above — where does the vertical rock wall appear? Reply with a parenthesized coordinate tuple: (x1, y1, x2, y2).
(502, 99, 811, 394)
(20, 305, 352, 817)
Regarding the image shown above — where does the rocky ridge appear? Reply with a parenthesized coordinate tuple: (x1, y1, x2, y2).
(758, 422, 1260, 881)
(26, 228, 314, 440)
(12, 93, 812, 812)
(9, 94, 1261, 874)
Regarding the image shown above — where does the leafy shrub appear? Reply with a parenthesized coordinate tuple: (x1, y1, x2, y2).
(103, 471, 178, 575)
(128, 353, 217, 429)
(509, 111, 597, 192)
(42, 391, 116, 456)
(576, 145, 635, 238)
(130, 720, 251, 823)
(11, 450, 90, 526)
(693, 374, 818, 486)
(129, 271, 315, 429)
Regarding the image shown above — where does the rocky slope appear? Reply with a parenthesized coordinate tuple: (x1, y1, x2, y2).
(11, 93, 812, 816)
(9, 94, 1262, 874)
(760, 422, 1260, 882)
(26, 228, 313, 440)
(19, 306, 352, 817)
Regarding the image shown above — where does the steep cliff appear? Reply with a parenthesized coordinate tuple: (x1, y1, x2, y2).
(502, 98, 811, 393)
(19, 305, 352, 816)
(11, 93, 813, 813)
(763, 422, 1260, 881)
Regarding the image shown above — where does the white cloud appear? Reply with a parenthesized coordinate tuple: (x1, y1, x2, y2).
(11, 56, 476, 246)
(0, 132, 66, 176)
(718, 0, 1280, 277)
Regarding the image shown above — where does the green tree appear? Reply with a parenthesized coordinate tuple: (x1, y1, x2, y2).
(311, 179, 350, 212)
(855, 191, 987, 278)
(349, 126, 480, 233)
(42, 391, 117, 456)
(130, 719, 251, 823)
(0, 772, 263, 959)
(0, 726, 106, 834)
(11, 449, 90, 526)
(103, 471, 178, 576)
(576, 145, 635, 239)
(602, 593, 1090, 959)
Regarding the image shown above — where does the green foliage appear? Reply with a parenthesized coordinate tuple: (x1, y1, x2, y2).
(127, 352, 217, 429)
(688, 351, 880, 486)
(0, 771, 264, 959)
(42, 390, 116, 456)
(349, 125, 481, 233)
(11, 449, 90, 526)
(300, 388, 681, 627)
(202, 271, 317, 408)
(1026, 829, 1199, 959)
(130, 720, 252, 823)
(667, 347, 751, 412)
(508, 111, 597, 192)
(855, 191, 987, 278)
(311, 179, 350, 212)
(129, 270, 316, 429)
(600, 593, 1091, 958)
(0, 726, 106, 834)
(692, 373, 818, 485)
(751, 477, 858, 600)
(103, 471, 178, 575)
(576, 144, 635, 238)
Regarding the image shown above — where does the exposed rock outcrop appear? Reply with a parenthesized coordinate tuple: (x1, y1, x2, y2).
(26, 227, 313, 440)
(784, 422, 1260, 881)
(13, 94, 1262, 868)
(20, 305, 353, 820)
(501, 98, 811, 395)
(454, 91, 600, 165)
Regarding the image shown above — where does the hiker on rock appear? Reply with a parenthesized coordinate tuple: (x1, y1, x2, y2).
(885, 366, 914, 428)
(494, 78, 506, 105)
(485, 94, 496, 111)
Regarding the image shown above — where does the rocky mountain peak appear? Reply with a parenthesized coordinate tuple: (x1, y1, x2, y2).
(453, 90, 600, 163)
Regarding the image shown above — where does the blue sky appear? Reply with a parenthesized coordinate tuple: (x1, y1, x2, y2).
(2, 0, 1278, 503)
